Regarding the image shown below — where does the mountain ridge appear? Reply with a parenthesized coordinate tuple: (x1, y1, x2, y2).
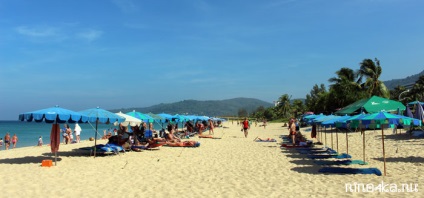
(110, 97, 273, 116)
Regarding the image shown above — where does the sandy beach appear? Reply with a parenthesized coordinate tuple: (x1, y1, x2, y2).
(0, 122, 423, 198)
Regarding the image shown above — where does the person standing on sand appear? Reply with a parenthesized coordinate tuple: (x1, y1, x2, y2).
(12, 134, 18, 148)
(38, 136, 43, 146)
(208, 119, 214, 135)
(4, 133, 10, 150)
(74, 123, 82, 143)
(242, 118, 250, 138)
(65, 124, 72, 144)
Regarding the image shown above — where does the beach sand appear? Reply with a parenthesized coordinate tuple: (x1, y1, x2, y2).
(0, 122, 423, 197)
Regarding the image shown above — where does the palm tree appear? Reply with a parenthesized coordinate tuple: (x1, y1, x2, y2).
(328, 67, 362, 109)
(358, 58, 390, 98)
(276, 94, 291, 118)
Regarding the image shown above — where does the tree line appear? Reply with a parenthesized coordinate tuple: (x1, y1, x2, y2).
(243, 58, 424, 121)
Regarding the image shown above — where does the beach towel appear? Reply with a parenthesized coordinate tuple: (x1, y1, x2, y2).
(318, 167, 382, 176)
(314, 160, 368, 166)
(298, 148, 337, 154)
(307, 153, 351, 159)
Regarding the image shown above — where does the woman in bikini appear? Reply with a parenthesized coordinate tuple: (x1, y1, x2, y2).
(12, 134, 18, 148)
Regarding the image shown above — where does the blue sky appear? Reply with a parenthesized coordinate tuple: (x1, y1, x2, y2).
(0, 0, 423, 120)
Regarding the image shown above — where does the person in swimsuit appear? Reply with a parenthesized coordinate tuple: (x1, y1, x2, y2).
(38, 136, 43, 146)
(12, 134, 18, 148)
(4, 133, 10, 150)
(289, 119, 297, 146)
(242, 118, 250, 138)
(208, 119, 214, 135)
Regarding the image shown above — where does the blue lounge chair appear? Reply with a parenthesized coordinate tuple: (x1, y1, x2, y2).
(314, 160, 368, 166)
(318, 167, 382, 176)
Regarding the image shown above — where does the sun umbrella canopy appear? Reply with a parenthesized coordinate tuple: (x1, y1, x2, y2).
(79, 107, 125, 123)
(146, 113, 166, 122)
(115, 111, 142, 126)
(172, 114, 188, 122)
(19, 105, 88, 123)
(157, 113, 173, 121)
(361, 111, 402, 125)
(126, 110, 153, 123)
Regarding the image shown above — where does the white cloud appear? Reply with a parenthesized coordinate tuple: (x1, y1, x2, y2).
(15, 26, 59, 37)
(76, 29, 103, 41)
(111, 0, 139, 13)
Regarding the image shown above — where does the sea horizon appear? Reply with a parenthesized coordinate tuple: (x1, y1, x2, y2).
(0, 120, 165, 149)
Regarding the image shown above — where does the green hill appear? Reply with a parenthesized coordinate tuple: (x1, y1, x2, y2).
(384, 70, 424, 90)
(110, 97, 273, 116)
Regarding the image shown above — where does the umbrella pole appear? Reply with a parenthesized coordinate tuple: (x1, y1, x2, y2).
(336, 128, 339, 152)
(362, 128, 366, 163)
(331, 126, 333, 149)
(324, 127, 327, 147)
(54, 120, 58, 166)
(346, 129, 349, 155)
(382, 127, 387, 176)
(94, 119, 98, 158)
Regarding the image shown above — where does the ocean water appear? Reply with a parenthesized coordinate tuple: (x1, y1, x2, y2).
(0, 121, 165, 149)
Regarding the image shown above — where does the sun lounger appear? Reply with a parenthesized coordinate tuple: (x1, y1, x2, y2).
(298, 148, 337, 154)
(307, 153, 351, 159)
(314, 160, 368, 166)
(318, 167, 382, 176)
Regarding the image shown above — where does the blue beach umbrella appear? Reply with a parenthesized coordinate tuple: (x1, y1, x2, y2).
(19, 105, 88, 165)
(19, 105, 88, 123)
(79, 107, 125, 157)
(360, 111, 403, 176)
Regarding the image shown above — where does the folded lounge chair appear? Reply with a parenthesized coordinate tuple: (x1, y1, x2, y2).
(318, 167, 382, 176)
(307, 153, 351, 159)
(314, 160, 368, 166)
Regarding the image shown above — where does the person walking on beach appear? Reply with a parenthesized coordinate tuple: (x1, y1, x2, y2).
(65, 124, 72, 144)
(242, 118, 250, 138)
(0, 138, 3, 150)
(12, 134, 18, 148)
(74, 123, 82, 143)
(38, 136, 43, 146)
(4, 133, 10, 150)
(208, 119, 214, 135)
